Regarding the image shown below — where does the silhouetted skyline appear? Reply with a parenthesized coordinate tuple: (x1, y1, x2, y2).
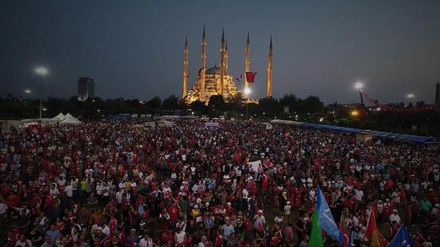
(1, 0, 439, 104)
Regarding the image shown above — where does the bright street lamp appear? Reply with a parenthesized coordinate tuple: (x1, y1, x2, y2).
(354, 82, 364, 106)
(35, 67, 48, 120)
(406, 93, 415, 106)
(24, 89, 32, 94)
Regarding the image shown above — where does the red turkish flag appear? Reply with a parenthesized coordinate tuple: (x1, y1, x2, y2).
(168, 204, 180, 221)
(100, 234, 111, 247)
(261, 174, 269, 192)
(214, 232, 222, 247)
(245, 72, 257, 83)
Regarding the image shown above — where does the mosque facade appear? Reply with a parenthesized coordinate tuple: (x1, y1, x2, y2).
(182, 27, 273, 104)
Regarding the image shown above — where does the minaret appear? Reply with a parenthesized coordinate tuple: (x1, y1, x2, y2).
(200, 26, 206, 101)
(225, 41, 229, 75)
(245, 32, 250, 97)
(183, 35, 189, 99)
(267, 36, 273, 98)
(219, 28, 225, 96)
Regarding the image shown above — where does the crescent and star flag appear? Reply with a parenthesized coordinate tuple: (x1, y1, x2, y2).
(317, 186, 342, 244)
(388, 225, 415, 247)
(308, 206, 323, 247)
(339, 213, 352, 247)
(245, 72, 257, 83)
(100, 234, 111, 246)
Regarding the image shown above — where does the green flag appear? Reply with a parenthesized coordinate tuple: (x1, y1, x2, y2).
(308, 206, 324, 247)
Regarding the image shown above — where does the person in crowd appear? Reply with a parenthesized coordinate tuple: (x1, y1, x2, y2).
(0, 119, 439, 247)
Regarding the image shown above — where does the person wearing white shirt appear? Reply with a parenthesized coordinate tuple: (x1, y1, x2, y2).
(139, 233, 154, 247)
(115, 190, 123, 204)
(118, 181, 126, 190)
(15, 234, 32, 247)
(64, 184, 73, 198)
(389, 210, 401, 224)
(198, 235, 212, 247)
(57, 176, 66, 187)
(0, 197, 8, 218)
(241, 188, 249, 211)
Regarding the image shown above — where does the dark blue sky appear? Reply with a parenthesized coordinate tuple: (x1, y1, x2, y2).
(1, 0, 439, 104)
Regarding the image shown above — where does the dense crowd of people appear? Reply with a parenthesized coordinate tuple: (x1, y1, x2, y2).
(0, 119, 439, 247)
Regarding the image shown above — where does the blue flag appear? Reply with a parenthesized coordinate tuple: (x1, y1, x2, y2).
(389, 225, 415, 247)
(317, 186, 342, 244)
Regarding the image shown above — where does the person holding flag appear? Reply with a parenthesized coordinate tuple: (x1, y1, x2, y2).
(308, 206, 323, 247)
(316, 186, 343, 244)
(253, 210, 266, 234)
(339, 212, 352, 247)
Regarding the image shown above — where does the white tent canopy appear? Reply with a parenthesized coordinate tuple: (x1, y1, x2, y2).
(60, 114, 82, 125)
(51, 113, 66, 121)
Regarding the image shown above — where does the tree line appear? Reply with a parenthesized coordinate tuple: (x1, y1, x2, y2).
(1, 93, 439, 137)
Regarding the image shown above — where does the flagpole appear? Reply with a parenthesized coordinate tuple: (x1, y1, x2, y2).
(362, 210, 372, 242)
(388, 225, 402, 244)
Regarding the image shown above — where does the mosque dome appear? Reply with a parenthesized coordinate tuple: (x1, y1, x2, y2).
(205, 66, 220, 75)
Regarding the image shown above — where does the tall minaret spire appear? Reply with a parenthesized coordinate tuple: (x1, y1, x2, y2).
(267, 36, 273, 98)
(200, 25, 206, 101)
(225, 41, 229, 75)
(219, 28, 225, 96)
(183, 35, 189, 98)
(245, 32, 251, 97)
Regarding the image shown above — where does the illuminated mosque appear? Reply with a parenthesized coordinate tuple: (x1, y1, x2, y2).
(182, 27, 273, 104)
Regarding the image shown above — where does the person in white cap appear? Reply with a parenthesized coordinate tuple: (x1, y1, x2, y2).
(253, 210, 266, 233)
(283, 200, 292, 218)
(198, 235, 212, 247)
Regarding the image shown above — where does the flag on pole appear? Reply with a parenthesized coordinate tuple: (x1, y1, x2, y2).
(317, 186, 342, 244)
(245, 72, 257, 83)
(235, 74, 242, 83)
(365, 210, 384, 247)
(370, 231, 383, 247)
(388, 225, 415, 247)
(365, 211, 377, 240)
(339, 213, 352, 247)
(308, 206, 324, 247)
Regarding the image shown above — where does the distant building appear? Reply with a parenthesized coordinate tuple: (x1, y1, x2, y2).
(436, 81, 440, 104)
(77, 77, 95, 101)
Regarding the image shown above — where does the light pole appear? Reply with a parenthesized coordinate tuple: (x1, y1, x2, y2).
(244, 88, 251, 120)
(355, 82, 364, 106)
(406, 93, 414, 106)
(35, 67, 47, 120)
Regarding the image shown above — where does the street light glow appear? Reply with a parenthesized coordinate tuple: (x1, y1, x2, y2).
(24, 89, 31, 94)
(354, 82, 363, 90)
(35, 67, 48, 75)
(407, 93, 414, 99)
(244, 88, 251, 95)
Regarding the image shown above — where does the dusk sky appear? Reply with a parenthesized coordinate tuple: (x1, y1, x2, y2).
(1, 0, 440, 104)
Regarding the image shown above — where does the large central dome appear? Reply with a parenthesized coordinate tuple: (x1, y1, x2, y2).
(205, 66, 221, 75)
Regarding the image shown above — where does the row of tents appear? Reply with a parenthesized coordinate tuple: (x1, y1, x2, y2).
(270, 119, 440, 145)
(50, 113, 82, 124)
